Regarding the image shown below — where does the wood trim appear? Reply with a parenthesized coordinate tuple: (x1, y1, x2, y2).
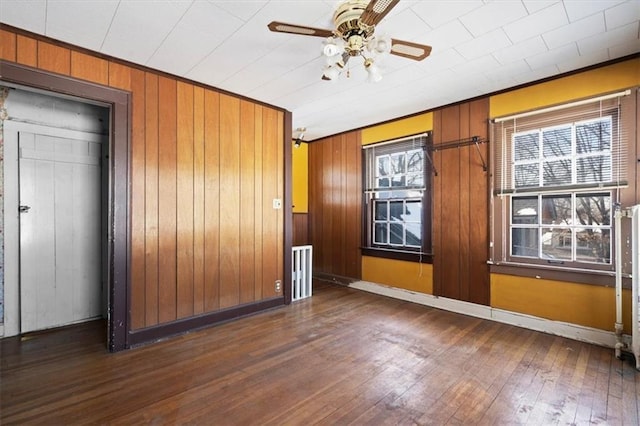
(361, 248, 433, 263)
(127, 298, 286, 347)
(489, 263, 632, 289)
(0, 60, 131, 352)
(284, 111, 293, 305)
(313, 272, 356, 286)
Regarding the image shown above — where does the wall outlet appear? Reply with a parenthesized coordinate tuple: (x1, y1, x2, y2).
(275, 280, 282, 293)
(273, 198, 282, 209)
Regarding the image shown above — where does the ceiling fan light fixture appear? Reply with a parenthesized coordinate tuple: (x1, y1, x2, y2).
(323, 65, 342, 81)
(370, 35, 391, 55)
(322, 37, 345, 57)
(267, 0, 432, 83)
(364, 58, 382, 83)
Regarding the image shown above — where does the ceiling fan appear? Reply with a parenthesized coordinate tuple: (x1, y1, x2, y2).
(268, 0, 432, 82)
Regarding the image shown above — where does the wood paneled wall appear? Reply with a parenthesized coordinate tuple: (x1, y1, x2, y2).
(308, 131, 362, 281)
(292, 213, 309, 246)
(0, 28, 286, 332)
(432, 99, 490, 305)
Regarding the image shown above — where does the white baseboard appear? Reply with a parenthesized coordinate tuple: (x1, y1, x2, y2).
(349, 280, 627, 349)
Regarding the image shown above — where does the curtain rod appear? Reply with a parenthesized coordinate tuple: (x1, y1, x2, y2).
(492, 89, 631, 123)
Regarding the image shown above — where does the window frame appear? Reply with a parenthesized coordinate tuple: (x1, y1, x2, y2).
(509, 191, 613, 267)
(361, 133, 433, 263)
(490, 89, 636, 286)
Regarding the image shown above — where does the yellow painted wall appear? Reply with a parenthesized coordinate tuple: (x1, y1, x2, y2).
(292, 141, 308, 213)
(489, 57, 639, 333)
(360, 111, 434, 293)
(362, 112, 433, 145)
(490, 58, 640, 118)
(362, 256, 433, 294)
(491, 274, 633, 333)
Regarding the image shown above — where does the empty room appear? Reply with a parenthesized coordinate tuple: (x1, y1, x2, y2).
(0, 0, 639, 424)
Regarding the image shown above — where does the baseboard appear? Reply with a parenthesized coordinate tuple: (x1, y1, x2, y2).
(127, 297, 285, 348)
(349, 280, 625, 349)
(313, 272, 355, 286)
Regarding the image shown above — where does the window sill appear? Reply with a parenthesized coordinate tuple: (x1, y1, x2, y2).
(488, 260, 631, 289)
(361, 247, 433, 264)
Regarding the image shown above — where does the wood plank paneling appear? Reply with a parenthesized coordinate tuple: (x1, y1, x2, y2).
(16, 35, 36, 66)
(432, 113, 443, 296)
(129, 68, 146, 330)
(292, 213, 309, 246)
(332, 136, 345, 276)
(240, 100, 256, 304)
(345, 132, 362, 278)
(0, 29, 16, 61)
(70, 51, 108, 85)
(203, 89, 220, 312)
(253, 105, 264, 301)
(276, 111, 284, 293)
(4, 27, 288, 341)
(308, 131, 362, 281)
(157, 77, 178, 323)
(262, 107, 279, 298)
(108, 62, 131, 92)
(469, 98, 490, 305)
(219, 94, 241, 309)
(458, 103, 471, 302)
(432, 99, 490, 305)
(321, 140, 333, 273)
(439, 106, 461, 300)
(177, 82, 194, 319)
(192, 86, 205, 315)
(37, 42, 70, 75)
(144, 72, 159, 327)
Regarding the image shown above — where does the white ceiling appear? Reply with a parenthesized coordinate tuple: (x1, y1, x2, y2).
(1, 0, 639, 140)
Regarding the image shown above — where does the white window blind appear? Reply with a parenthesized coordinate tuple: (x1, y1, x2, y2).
(492, 90, 631, 196)
(363, 134, 429, 192)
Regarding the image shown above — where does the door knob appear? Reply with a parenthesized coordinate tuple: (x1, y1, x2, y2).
(19, 205, 31, 213)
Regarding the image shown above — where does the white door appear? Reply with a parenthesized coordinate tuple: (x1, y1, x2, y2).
(18, 131, 103, 333)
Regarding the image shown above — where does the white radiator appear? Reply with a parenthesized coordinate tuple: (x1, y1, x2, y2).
(630, 206, 640, 370)
(617, 206, 640, 369)
(292, 245, 313, 301)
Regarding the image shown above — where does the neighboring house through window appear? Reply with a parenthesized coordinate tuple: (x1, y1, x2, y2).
(491, 89, 635, 280)
(362, 133, 432, 262)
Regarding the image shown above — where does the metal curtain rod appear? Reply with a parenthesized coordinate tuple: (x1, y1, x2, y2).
(429, 136, 488, 173)
(430, 135, 487, 152)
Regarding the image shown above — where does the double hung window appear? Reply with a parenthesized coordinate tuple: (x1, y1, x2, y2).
(492, 91, 633, 271)
(363, 134, 431, 260)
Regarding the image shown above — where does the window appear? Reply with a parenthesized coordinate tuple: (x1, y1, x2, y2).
(491, 90, 634, 277)
(363, 134, 432, 261)
(511, 192, 611, 264)
(512, 117, 612, 189)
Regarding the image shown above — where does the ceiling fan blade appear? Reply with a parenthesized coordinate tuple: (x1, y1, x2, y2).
(268, 21, 334, 38)
(359, 0, 401, 27)
(390, 39, 432, 61)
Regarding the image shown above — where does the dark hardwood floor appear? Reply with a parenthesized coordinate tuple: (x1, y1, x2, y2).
(1, 281, 638, 425)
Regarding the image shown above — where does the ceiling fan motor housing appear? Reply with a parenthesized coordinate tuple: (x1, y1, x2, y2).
(333, 0, 374, 55)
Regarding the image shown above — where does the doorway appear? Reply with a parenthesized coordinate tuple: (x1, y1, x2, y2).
(3, 88, 108, 334)
(1, 61, 130, 351)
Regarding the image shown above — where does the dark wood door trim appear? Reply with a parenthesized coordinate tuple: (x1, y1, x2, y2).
(1, 60, 131, 352)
